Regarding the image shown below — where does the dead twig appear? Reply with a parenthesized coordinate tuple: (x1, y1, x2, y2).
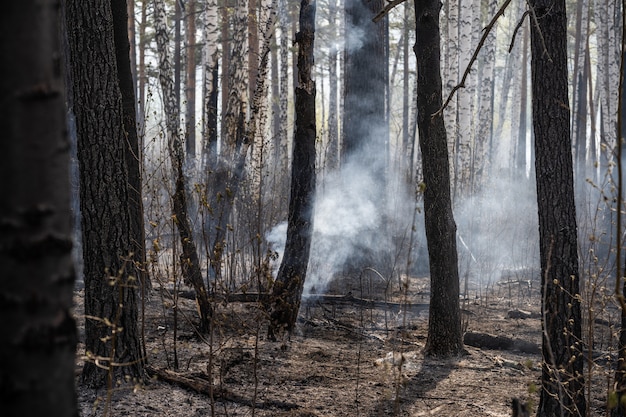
(372, 0, 409, 23)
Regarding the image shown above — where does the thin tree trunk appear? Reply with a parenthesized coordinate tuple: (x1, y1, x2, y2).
(326, 0, 339, 172)
(138, 0, 147, 136)
(402, 1, 410, 173)
(220, 0, 230, 146)
(186, 0, 197, 160)
(474, 0, 497, 187)
(271, 26, 280, 165)
(268, 0, 317, 340)
(249, 0, 259, 100)
(0, 2, 78, 414)
(154, 0, 212, 332)
(278, 0, 289, 169)
(444, 0, 458, 194)
(175, 0, 182, 119)
(414, 0, 463, 357)
(516, 24, 529, 177)
(202, 0, 219, 170)
(612, 3, 626, 415)
(128, 0, 138, 104)
(455, 0, 478, 194)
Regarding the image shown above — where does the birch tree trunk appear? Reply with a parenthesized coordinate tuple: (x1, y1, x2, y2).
(249, 0, 259, 100)
(474, 0, 497, 187)
(207, 0, 249, 281)
(220, 0, 230, 146)
(515, 24, 529, 178)
(444, 0, 459, 190)
(402, 1, 411, 178)
(138, 0, 148, 136)
(455, 0, 478, 194)
(595, 0, 620, 168)
(326, 0, 340, 172)
(154, 0, 212, 332)
(571, 0, 590, 182)
(185, 0, 197, 160)
(202, 0, 219, 170)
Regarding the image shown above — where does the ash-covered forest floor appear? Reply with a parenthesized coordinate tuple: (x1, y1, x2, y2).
(73, 276, 614, 416)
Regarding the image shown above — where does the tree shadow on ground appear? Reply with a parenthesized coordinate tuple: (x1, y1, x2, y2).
(367, 354, 457, 416)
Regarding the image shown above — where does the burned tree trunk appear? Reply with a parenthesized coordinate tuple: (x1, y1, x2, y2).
(65, 0, 145, 386)
(529, 0, 586, 415)
(0, 2, 78, 414)
(413, 0, 464, 356)
(268, 0, 317, 340)
(111, 0, 149, 290)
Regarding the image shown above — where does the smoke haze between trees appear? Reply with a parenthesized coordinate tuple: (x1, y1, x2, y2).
(267, 162, 540, 298)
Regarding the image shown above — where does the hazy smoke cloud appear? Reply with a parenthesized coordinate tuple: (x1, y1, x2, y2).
(455, 173, 539, 288)
(267, 163, 540, 297)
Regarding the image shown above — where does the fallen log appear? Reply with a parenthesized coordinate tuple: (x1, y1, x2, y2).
(463, 331, 540, 354)
(507, 309, 541, 319)
(165, 289, 430, 313)
(145, 365, 298, 411)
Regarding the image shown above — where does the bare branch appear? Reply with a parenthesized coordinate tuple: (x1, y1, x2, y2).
(508, 11, 529, 53)
(433, 0, 513, 119)
(526, 0, 552, 62)
(373, 0, 409, 23)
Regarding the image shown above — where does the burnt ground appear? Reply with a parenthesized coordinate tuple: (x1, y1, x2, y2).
(73, 276, 615, 416)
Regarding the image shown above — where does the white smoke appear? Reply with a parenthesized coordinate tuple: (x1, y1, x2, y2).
(266, 153, 414, 295)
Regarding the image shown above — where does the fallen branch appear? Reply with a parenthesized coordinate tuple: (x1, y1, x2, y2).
(145, 366, 299, 411)
(167, 289, 430, 313)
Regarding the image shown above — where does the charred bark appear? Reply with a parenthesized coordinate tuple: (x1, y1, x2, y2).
(111, 0, 149, 290)
(65, 0, 145, 387)
(268, 0, 317, 340)
(0, 3, 78, 415)
(413, 0, 464, 357)
(529, 0, 586, 415)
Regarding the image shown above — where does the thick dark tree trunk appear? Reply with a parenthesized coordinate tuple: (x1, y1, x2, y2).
(0, 3, 78, 415)
(413, 0, 464, 357)
(111, 0, 149, 291)
(268, 0, 317, 340)
(342, 0, 388, 276)
(529, 0, 586, 415)
(65, 0, 145, 387)
(343, 0, 387, 168)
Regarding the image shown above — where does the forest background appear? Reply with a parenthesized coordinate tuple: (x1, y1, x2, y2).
(1, 0, 624, 416)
